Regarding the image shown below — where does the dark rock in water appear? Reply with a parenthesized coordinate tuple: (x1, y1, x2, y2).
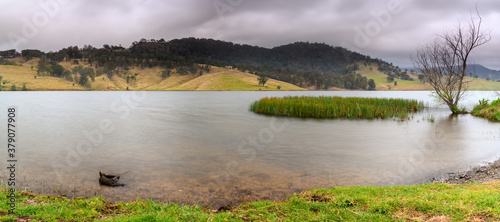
(99, 171, 125, 186)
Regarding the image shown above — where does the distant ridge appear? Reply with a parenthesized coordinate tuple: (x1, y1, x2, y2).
(403, 64, 500, 81)
(467, 64, 500, 81)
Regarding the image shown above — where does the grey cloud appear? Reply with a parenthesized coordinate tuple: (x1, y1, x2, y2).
(0, 0, 498, 69)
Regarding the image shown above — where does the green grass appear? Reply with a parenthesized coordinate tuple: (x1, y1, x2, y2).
(469, 78, 500, 91)
(250, 96, 424, 120)
(2, 182, 500, 221)
(471, 98, 500, 121)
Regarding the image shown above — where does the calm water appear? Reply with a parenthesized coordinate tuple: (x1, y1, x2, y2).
(1, 91, 499, 207)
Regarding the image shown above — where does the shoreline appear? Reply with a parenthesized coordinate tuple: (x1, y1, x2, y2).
(432, 158, 500, 184)
(3, 160, 500, 221)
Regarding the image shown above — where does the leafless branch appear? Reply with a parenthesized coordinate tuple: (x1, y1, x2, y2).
(412, 10, 490, 113)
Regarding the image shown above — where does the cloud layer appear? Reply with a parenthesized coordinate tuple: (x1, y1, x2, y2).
(1, 0, 498, 69)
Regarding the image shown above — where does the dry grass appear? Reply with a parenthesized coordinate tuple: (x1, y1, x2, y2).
(109, 74, 129, 90)
(393, 209, 452, 222)
(90, 75, 121, 90)
(166, 66, 304, 91)
(126, 67, 164, 90)
(145, 74, 198, 90)
(0, 65, 85, 91)
(0, 59, 304, 91)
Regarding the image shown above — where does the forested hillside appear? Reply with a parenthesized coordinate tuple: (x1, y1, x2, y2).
(0, 38, 410, 90)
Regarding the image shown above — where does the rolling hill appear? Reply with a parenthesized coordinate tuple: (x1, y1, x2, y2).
(1, 58, 498, 91)
(468, 64, 500, 81)
(0, 59, 304, 91)
(357, 63, 500, 91)
(1, 38, 499, 91)
(405, 64, 500, 81)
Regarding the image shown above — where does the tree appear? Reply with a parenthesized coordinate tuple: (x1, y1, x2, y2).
(79, 74, 91, 88)
(412, 11, 490, 113)
(367, 79, 376, 90)
(50, 62, 66, 77)
(159, 70, 170, 79)
(258, 75, 269, 86)
(418, 74, 425, 83)
(10, 84, 16, 91)
(21, 83, 27, 91)
(37, 59, 52, 74)
(386, 75, 394, 82)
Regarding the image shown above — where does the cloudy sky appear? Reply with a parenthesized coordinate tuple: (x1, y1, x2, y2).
(1, 0, 499, 69)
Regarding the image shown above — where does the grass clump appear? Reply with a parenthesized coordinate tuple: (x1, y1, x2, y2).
(250, 96, 424, 120)
(471, 98, 500, 121)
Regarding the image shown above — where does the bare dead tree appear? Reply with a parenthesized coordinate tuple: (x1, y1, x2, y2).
(412, 11, 490, 113)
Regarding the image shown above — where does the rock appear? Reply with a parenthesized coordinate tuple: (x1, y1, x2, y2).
(99, 171, 125, 186)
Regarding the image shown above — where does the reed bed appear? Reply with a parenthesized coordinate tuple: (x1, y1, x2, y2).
(471, 98, 500, 121)
(250, 96, 424, 120)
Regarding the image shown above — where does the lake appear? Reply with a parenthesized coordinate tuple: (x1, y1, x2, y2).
(1, 91, 499, 207)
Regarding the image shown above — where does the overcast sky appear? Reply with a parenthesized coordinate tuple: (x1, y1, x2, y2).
(1, 0, 499, 69)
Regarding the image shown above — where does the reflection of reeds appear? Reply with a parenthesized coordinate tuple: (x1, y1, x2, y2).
(250, 96, 424, 120)
(423, 114, 435, 122)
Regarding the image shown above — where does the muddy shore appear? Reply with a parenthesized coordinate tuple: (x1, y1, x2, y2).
(432, 158, 500, 184)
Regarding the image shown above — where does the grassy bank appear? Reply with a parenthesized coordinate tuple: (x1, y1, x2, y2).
(1, 182, 500, 221)
(471, 98, 500, 121)
(250, 96, 424, 120)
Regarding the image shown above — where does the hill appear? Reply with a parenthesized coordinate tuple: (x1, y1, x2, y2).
(130, 38, 395, 90)
(468, 64, 500, 81)
(0, 59, 304, 91)
(1, 58, 499, 91)
(1, 38, 499, 91)
(2, 38, 406, 91)
(404, 64, 500, 81)
(357, 63, 500, 91)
